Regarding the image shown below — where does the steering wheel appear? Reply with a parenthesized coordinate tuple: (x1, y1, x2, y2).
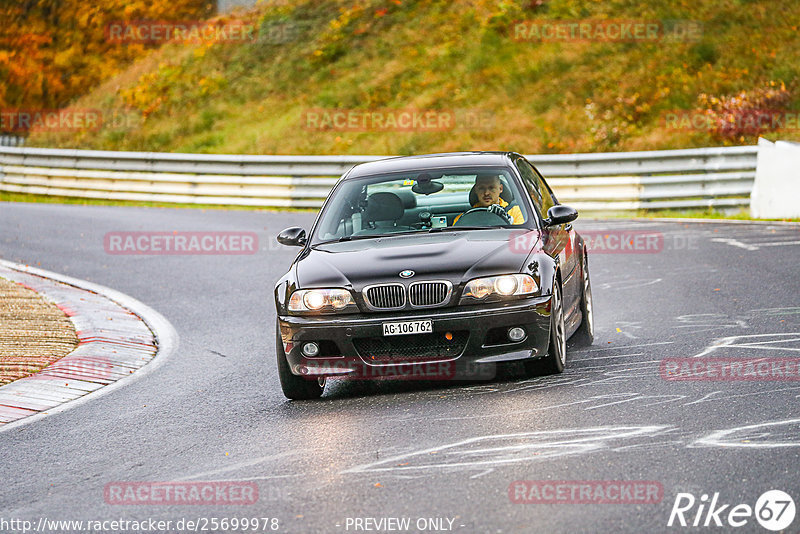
(453, 207, 509, 227)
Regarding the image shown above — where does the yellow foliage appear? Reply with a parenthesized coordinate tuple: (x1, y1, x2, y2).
(0, 0, 213, 126)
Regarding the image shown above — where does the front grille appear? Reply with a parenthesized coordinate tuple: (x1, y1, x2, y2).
(353, 331, 468, 362)
(363, 284, 405, 310)
(409, 281, 451, 308)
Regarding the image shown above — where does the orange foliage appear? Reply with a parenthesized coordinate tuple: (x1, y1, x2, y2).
(0, 0, 213, 132)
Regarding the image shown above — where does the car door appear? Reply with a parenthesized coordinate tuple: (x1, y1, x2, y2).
(515, 157, 581, 313)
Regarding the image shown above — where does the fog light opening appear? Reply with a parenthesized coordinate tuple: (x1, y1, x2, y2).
(302, 342, 320, 357)
(508, 327, 526, 342)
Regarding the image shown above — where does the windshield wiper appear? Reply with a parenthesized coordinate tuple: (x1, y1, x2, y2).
(323, 232, 413, 244)
(335, 235, 379, 242)
(428, 226, 499, 233)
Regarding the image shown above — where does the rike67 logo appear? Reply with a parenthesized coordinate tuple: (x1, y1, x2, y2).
(668, 490, 795, 531)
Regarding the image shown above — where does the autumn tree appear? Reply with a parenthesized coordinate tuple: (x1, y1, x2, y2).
(0, 0, 215, 133)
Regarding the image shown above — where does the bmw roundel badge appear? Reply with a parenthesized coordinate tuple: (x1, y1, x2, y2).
(399, 270, 415, 279)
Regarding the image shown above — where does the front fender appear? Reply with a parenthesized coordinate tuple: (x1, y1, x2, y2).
(274, 266, 299, 315)
(522, 251, 558, 297)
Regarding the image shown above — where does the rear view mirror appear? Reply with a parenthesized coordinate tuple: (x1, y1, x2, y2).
(544, 205, 578, 227)
(277, 227, 307, 247)
(412, 173, 444, 195)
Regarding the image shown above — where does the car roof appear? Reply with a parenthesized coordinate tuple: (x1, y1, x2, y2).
(344, 152, 519, 179)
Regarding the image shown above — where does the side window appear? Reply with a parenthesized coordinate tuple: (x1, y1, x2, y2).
(531, 164, 556, 215)
(515, 158, 545, 216)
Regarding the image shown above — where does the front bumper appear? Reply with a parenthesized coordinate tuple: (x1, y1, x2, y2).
(278, 296, 552, 378)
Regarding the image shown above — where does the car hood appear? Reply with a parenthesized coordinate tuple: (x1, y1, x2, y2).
(296, 230, 539, 289)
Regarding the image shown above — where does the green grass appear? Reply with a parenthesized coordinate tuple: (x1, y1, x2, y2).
(24, 0, 800, 156)
(636, 207, 800, 222)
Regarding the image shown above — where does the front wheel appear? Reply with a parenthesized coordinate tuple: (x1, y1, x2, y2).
(572, 250, 594, 346)
(275, 323, 324, 400)
(524, 280, 566, 376)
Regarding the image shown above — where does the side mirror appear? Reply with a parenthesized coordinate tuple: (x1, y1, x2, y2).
(544, 205, 578, 227)
(277, 227, 307, 247)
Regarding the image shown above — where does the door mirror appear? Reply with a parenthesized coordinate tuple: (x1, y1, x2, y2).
(544, 205, 578, 227)
(277, 227, 307, 247)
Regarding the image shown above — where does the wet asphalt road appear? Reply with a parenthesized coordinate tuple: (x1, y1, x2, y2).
(1, 201, 799, 534)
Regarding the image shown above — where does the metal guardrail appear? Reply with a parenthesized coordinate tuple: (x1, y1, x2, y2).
(0, 145, 759, 211)
(0, 136, 25, 148)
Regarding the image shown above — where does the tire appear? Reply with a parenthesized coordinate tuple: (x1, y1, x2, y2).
(276, 323, 324, 400)
(524, 280, 567, 376)
(572, 250, 594, 346)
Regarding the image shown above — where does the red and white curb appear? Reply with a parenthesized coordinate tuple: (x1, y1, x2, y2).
(0, 259, 178, 431)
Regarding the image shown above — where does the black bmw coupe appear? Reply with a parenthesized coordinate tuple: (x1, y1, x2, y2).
(274, 152, 593, 399)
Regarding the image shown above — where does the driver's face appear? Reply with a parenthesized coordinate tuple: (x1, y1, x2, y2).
(474, 178, 502, 207)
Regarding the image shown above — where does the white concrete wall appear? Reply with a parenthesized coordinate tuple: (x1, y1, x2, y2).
(751, 138, 800, 218)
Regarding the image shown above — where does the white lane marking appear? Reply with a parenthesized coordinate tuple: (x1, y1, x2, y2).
(585, 394, 686, 410)
(682, 391, 723, 406)
(749, 307, 800, 315)
(571, 341, 674, 353)
(691, 332, 800, 358)
(712, 237, 800, 251)
(572, 359, 664, 371)
(673, 313, 749, 332)
(576, 352, 644, 361)
(723, 344, 800, 352)
(341, 425, 668, 473)
(694, 419, 800, 448)
(611, 440, 685, 452)
(682, 386, 800, 406)
(500, 376, 591, 394)
(711, 238, 759, 251)
(470, 469, 494, 479)
(598, 278, 663, 291)
(760, 240, 800, 247)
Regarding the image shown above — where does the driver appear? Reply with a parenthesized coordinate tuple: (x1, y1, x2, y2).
(453, 174, 524, 225)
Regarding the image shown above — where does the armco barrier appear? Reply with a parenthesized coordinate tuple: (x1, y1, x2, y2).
(0, 145, 759, 212)
(0, 136, 25, 148)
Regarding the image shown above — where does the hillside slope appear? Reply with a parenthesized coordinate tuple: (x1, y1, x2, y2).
(28, 0, 800, 155)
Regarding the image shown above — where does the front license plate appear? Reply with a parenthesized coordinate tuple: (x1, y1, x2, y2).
(382, 320, 432, 336)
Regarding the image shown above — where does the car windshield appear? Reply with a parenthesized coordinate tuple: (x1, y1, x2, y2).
(312, 166, 532, 244)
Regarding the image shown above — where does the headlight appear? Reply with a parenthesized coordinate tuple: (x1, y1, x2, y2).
(462, 274, 538, 301)
(289, 289, 357, 313)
